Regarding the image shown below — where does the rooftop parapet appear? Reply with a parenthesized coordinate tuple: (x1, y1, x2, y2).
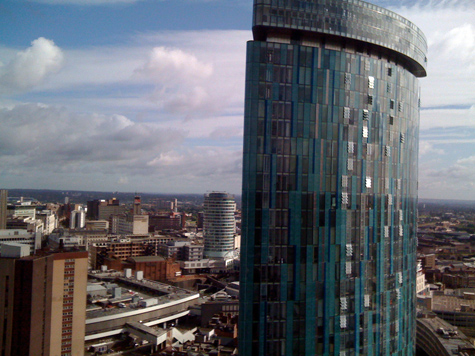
(253, 0, 427, 77)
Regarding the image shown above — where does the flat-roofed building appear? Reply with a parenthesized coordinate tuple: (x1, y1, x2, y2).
(0, 229, 41, 256)
(85, 275, 199, 342)
(85, 220, 109, 231)
(98, 203, 126, 221)
(126, 255, 181, 281)
(149, 213, 184, 232)
(110, 214, 149, 235)
(7, 204, 36, 219)
(37, 210, 58, 235)
(90, 235, 174, 269)
(0, 248, 88, 356)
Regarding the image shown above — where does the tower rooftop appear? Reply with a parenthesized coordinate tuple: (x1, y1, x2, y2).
(253, 0, 427, 77)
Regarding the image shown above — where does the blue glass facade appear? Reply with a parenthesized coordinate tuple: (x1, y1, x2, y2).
(239, 1, 427, 355)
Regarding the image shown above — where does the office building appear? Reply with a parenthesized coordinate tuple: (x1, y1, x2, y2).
(203, 192, 236, 258)
(70, 209, 86, 229)
(133, 195, 142, 215)
(0, 229, 41, 255)
(86, 199, 100, 220)
(7, 203, 36, 219)
(239, 0, 427, 355)
(6, 216, 44, 236)
(84, 220, 109, 231)
(97, 199, 126, 221)
(0, 248, 87, 356)
(0, 190, 7, 230)
(149, 212, 184, 232)
(37, 210, 58, 235)
(110, 213, 149, 235)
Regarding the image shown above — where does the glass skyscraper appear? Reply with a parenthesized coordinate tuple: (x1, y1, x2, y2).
(239, 1, 427, 355)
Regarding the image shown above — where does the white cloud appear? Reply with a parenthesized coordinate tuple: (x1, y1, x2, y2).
(146, 147, 242, 192)
(0, 37, 64, 92)
(135, 46, 213, 84)
(393, 2, 475, 109)
(133, 31, 249, 119)
(209, 126, 243, 139)
(420, 106, 475, 130)
(419, 141, 445, 156)
(0, 30, 249, 193)
(0, 102, 243, 193)
(118, 177, 129, 185)
(0, 103, 184, 171)
(134, 46, 216, 116)
(419, 154, 475, 200)
(433, 24, 475, 63)
(0, 31, 250, 122)
(38, 46, 146, 89)
(160, 86, 218, 116)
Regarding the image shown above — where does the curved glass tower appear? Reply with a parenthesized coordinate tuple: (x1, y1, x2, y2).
(239, 0, 427, 355)
(204, 192, 236, 258)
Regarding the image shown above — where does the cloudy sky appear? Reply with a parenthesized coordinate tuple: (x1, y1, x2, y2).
(0, 0, 474, 200)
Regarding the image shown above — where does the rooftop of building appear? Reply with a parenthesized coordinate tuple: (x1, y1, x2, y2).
(86, 273, 199, 320)
(127, 255, 166, 263)
(2, 246, 88, 260)
(126, 321, 167, 338)
(417, 315, 475, 355)
(432, 292, 475, 313)
(252, 0, 427, 77)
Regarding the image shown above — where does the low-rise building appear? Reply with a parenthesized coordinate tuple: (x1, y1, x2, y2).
(85, 274, 200, 343)
(149, 213, 184, 232)
(417, 313, 475, 356)
(85, 220, 109, 230)
(90, 235, 174, 269)
(111, 214, 149, 235)
(0, 229, 41, 255)
(126, 256, 182, 281)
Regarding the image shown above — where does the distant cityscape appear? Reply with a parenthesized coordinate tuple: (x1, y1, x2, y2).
(1, 187, 475, 355)
(1, 0, 473, 354)
(0, 188, 241, 355)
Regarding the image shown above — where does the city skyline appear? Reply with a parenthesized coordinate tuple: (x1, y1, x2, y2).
(0, 0, 474, 199)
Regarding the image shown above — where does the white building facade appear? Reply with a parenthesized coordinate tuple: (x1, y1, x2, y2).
(203, 192, 235, 258)
(0, 229, 41, 255)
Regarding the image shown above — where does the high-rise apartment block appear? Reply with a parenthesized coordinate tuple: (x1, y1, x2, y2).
(203, 192, 236, 258)
(0, 247, 88, 356)
(240, 0, 427, 355)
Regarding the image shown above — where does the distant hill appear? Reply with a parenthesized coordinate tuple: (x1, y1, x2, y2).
(418, 198, 475, 214)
